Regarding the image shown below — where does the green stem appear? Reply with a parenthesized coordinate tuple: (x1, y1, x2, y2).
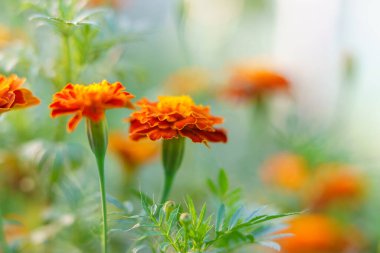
(63, 34, 73, 83)
(86, 119, 109, 253)
(160, 137, 185, 203)
(96, 155, 108, 253)
(161, 173, 175, 203)
(0, 208, 9, 253)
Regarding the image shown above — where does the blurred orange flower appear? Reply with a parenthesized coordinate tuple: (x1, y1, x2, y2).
(49, 80, 134, 132)
(0, 74, 40, 114)
(277, 214, 346, 253)
(307, 164, 364, 209)
(5, 223, 28, 243)
(260, 153, 308, 191)
(226, 66, 289, 102)
(164, 67, 210, 96)
(87, 0, 121, 8)
(129, 96, 227, 144)
(109, 131, 159, 172)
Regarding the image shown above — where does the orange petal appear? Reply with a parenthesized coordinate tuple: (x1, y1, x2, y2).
(67, 113, 83, 132)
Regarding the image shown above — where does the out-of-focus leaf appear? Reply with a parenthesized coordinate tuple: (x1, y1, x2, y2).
(218, 169, 229, 195)
(215, 204, 225, 232)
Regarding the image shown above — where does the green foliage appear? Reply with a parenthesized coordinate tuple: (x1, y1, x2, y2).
(124, 170, 296, 253)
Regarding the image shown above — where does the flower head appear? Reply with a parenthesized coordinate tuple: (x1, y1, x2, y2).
(109, 131, 159, 172)
(260, 153, 309, 191)
(128, 95, 227, 144)
(226, 66, 289, 102)
(277, 214, 346, 253)
(306, 164, 364, 209)
(49, 80, 134, 132)
(0, 74, 40, 114)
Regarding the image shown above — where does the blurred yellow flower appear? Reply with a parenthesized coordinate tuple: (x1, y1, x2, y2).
(109, 131, 159, 172)
(0, 26, 12, 48)
(164, 67, 210, 96)
(260, 153, 309, 191)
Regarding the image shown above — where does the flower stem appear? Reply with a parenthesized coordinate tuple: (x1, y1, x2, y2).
(63, 34, 72, 83)
(96, 154, 108, 253)
(0, 208, 9, 253)
(160, 137, 185, 203)
(161, 173, 175, 204)
(86, 119, 108, 253)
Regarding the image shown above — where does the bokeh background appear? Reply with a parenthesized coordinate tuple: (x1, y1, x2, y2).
(0, 0, 380, 252)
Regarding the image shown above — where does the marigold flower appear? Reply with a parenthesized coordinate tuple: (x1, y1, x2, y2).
(277, 214, 346, 253)
(226, 65, 289, 102)
(49, 80, 134, 132)
(109, 131, 159, 172)
(0, 74, 40, 114)
(306, 164, 364, 209)
(260, 153, 309, 191)
(128, 95, 227, 144)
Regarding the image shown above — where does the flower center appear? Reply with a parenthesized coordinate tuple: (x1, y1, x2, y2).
(157, 96, 195, 115)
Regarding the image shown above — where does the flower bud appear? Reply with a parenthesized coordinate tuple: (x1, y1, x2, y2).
(163, 200, 176, 216)
(179, 212, 191, 227)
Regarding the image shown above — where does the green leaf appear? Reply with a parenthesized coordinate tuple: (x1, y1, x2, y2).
(215, 204, 225, 232)
(106, 194, 128, 212)
(228, 207, 243, 230)
(218, 169, 229, 195)
(196, 204, 207, 230)
(258, 241, 281, 251)
(140, 193, 151, 215)
(206, 178, 218, 195)
(159, 241, 170, 251)
(186, 196, 197, 222)
(245, 206, 266, 222)
(167, 207, 180, 233)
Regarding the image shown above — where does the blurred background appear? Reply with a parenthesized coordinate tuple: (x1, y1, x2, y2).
(0, 0, 379, 252)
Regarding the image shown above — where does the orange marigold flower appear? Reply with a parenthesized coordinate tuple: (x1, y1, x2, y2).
(109, 131, 159, 172)
(129, 96, 227, 144)
(277, 214, 346, 253)
(260, 153, 309, 191)
(49, 80, 134, 132)
(0, 74, 40, 114)
(306, 164, 364, 209)
(226, 66, 289, 101)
